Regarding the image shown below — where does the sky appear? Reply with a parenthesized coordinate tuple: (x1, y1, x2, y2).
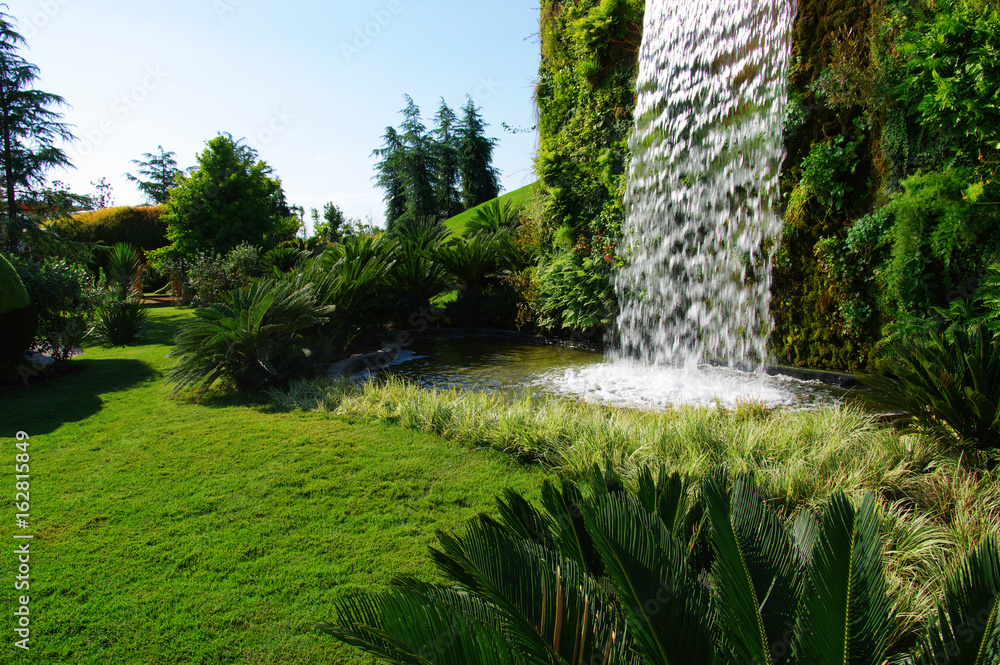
(3, 0, 543, 230)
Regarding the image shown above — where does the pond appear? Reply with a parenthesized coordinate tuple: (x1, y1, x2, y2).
(375, 335, 863, 410)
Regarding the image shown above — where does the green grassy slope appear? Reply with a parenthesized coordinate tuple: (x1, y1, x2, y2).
(443, 182, 539, 235)
(0, 307, 550, 664)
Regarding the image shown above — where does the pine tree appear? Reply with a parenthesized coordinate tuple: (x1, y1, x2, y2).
(432, 98, 462, 219)
(372, 126, 407, 230)
(0, 8, 74, 248)
(398, 95, 437, 224)
(458, 97, 500, 209)
(125, 146, 180, 204)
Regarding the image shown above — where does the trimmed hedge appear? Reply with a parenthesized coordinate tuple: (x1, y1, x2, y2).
(46, 205, 168, 251)
(0, 253, 30, 314)
(0, 254, 37, 365)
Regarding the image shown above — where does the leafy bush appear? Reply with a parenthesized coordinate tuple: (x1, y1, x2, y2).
(309, 235, 395, 350)
(864, 324, 1000, 453)
(10, 256, 102, 362)
(465, 198, 523, 235)
(319, 463, 1000, 664)
(799, 135, 859, 212)
(261, 246, 302, 274)
(165, 273, 334, 395)
(535, 250, 615, 331)
(105, 242, 144, 301)
(85, 242, 148, 347)
(185, 242, 260, 307)
(45, 205, 168, 252)
(895, 0, 1000, 162)
(386, 217, 450, 323)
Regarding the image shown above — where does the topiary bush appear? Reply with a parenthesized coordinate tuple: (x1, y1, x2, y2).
(46, 205, 168, 252)
(0, 254, 38, 366)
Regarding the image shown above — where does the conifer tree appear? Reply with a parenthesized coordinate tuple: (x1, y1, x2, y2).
(398, 95, 437, 224)
(432, 98, 462, 219)
(372, 126, 407, 230)
(0, 8, 74, 248)
(125, 146, 180, 204)
(458, 97, 500, 209)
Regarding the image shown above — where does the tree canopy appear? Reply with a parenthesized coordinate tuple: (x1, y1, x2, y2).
(0, 7, 74, 250)
(152, 133, 297, 261)
(125, 145, 180, 205)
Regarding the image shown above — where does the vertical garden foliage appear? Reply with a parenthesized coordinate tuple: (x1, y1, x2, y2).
(533, 0, 643, 333)
(774, 0, 1000, 371)
(771, 0, 888, 371)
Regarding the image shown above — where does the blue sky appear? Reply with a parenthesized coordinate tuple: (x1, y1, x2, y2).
(3, 0, 542, 228)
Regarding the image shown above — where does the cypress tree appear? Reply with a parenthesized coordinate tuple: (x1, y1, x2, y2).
(372, 126, 407, 230)
(458, 97, 500, 209)
(398, 95, 437, 223)
(432, 99, 462, 219)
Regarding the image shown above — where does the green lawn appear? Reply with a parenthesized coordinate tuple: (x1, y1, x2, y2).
(443, 182, 539, 235)
(0, 307, 551, 664)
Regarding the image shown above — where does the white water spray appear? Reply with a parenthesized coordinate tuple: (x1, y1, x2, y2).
(615, 0, 795, 368)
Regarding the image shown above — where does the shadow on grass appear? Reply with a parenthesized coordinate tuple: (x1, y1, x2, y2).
(2, 357, 155, 436)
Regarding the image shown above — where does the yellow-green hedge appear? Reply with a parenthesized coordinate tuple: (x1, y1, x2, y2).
(47, 205, 168, 251)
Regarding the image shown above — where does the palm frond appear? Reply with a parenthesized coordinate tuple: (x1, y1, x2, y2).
(584, 492, 719, 665)
(318, 588, 526, 665)
(911, 537, 1000, 665)
(791, 492, 892, 665)
(705, 475, 801, 665)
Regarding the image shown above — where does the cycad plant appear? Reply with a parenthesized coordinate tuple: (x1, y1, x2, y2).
(863, 324, 1000, 452)
(466, 199, 523, 235)
(88, 242, 148, 346)
(318, 464, 1000, 665)
(165, 272, 333, 395)
(306, 235, 396, 350)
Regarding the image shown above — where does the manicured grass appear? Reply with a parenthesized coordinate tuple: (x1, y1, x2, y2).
(443, 182, 539, 235)
(0, 307, 551, 664)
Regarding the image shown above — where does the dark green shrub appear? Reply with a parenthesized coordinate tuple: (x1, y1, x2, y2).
(864, 324, 1000, 453)
(87, 300, 148, 347)
(9, 256, 100, 362)
(261, 246, 302, 274)
(308, 235, 395, 350)
(165, 272, 334, 395)
(0, 254, 37, 365)
(319, 464, 1000, 664)
(0, 303, 37, 366)
(0, 253, 30, 313)
(535, 250, 615, 331)
(185, 243, 261, 307)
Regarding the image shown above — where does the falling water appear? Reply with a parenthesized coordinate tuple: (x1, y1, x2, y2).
(615, 0, 795, 368)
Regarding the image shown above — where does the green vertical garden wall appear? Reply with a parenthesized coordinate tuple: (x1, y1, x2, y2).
(535, 0, 1000, 371)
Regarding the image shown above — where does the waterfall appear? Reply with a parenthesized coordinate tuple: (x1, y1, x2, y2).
(615, 0, 795, 368)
